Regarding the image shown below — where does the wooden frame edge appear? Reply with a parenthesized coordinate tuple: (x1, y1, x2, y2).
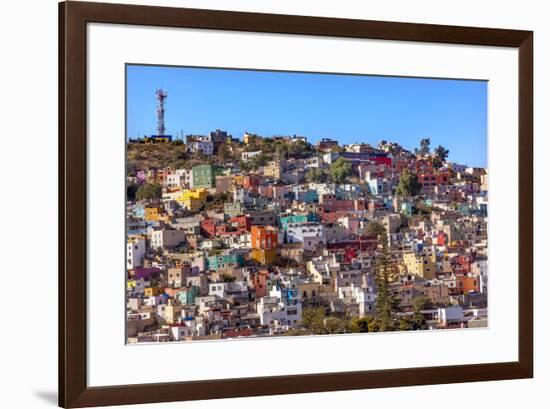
(58, 1, 66, 407)
(59, 1, 534, 407)
(66, 362, 531, 408)
(517, 32, 534, 378)
(60, 1, 88, 406)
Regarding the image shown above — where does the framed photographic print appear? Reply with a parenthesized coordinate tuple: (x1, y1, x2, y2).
(59, 1, 533, 407)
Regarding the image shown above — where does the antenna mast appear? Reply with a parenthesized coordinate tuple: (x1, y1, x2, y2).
(155, 88, 167, 136)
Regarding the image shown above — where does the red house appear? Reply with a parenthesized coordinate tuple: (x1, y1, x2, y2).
(243, 175, 261, 189)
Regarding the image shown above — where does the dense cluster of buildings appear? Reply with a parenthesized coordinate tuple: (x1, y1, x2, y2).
(126, 130, 488, 343)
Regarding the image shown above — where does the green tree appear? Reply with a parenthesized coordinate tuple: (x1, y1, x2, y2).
(374, 232, 396, 332)
(221, 273, 237, 283)
(366, 221, 387, 237)
(329, 157, 352, 184)
(127, 183, 139, 201)
(275, 143, 288, 160)
(410, 296, 432, 330)
(249, 154, 270, 170)
(350, 316, 376, 333)
(324, 316, 350, 334)
(412, 296, 433, 312)
(396, 169, 421, 197)
(411, 314, 429, 330)
(126, 162, 137, 177)
(239, 160, 253, 172)
(306, 167, 324, 183)
(434, 145, 449, 164)
(217, 143, 231, 162)
(136, 183, 162, 201)
(398, 314, 429, 331)
(289, 140, 313, 157)
(398, 318, 414, 331)
(301, 307, 326, 335)
(416, 138, 431, 156)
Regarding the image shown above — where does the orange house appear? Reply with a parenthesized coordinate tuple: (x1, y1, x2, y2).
(144, 287, 164, 297)
(144, 207, 161, 221)
(456, 275, 480, 294)
(252, 269, 270, 298)
(164, 288, 182, 297)
(251, 225, 278, 250)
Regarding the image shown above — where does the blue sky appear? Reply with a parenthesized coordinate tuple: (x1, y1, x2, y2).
(126, 64, 487, 167)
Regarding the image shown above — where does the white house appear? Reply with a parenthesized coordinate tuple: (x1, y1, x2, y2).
(128, 279, 149, 295)
(169, 324, 193, 341)
(165, 173, 182, 188)
(286, 222, 326, 250)
(446, 162, 468, 173)
(241, 150, 262, 161)
(177, 168, 193, 188)
(306, 255, 340, 285)
(166, 169, 193, 188)
(437, 306, 464, 326)
(208, 281, 249, 301)
(367, 177, 391, 196)
(150, 229, 186, 250)
(256, 296, 302, 327)
(162, 189, 181, 201)
(186, 135, 214, 156)
(234, 187, 253, 205)
(337, 283, 377, 317)
(127, 237, 146, 269)
(188, 140, 213, 156)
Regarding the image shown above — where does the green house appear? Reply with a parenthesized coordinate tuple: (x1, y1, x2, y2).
(224, 202, 244, 217)
(206, 253, 245, 270)
(400, 201, 413, 216)
(177, 286, 200, 305)
(279, 213, 319, 230)
(192, 164, 222, 189)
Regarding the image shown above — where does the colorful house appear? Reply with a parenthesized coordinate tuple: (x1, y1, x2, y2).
(177, 286, 200, 305)
(250, 249, 278, 265)
(206, 253, 245, 270)
(144, 206, 161, 221)
(176, 188, 208, 212)
(144, 287, 164, 297)
(402, 252, 436, 279)
(192, 164, 222, 189)
(279, 213, 318, 230)
(251, 225, 278, 249)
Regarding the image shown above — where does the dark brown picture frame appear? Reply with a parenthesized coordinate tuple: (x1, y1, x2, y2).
(59, 1, 533, 407)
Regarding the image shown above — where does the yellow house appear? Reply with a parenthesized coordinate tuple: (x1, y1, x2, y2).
(250, 248, 278, 265)
(162, 303, 183, 324)
(243, 132, 260, 145)
(144, 207, 161, 221)
(297, 281, 321, 299)
(233, 175, 244, 187)
(424, 245, 437, 263)
(127, 280, 137, 291)
(176, 188, 208, 212)
(402, 252, 436, 279)
(144, 287, 164, 297)
(263, 161, 282, 180)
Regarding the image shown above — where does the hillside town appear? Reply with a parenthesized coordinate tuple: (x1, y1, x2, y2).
(126, 125, 488, 343)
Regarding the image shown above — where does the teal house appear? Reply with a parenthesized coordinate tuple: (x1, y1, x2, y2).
(206, 253, 245, 270)
(279, 213, 319, 230)
(178, 286, 200, 305)
(400, 201, 413, 216)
